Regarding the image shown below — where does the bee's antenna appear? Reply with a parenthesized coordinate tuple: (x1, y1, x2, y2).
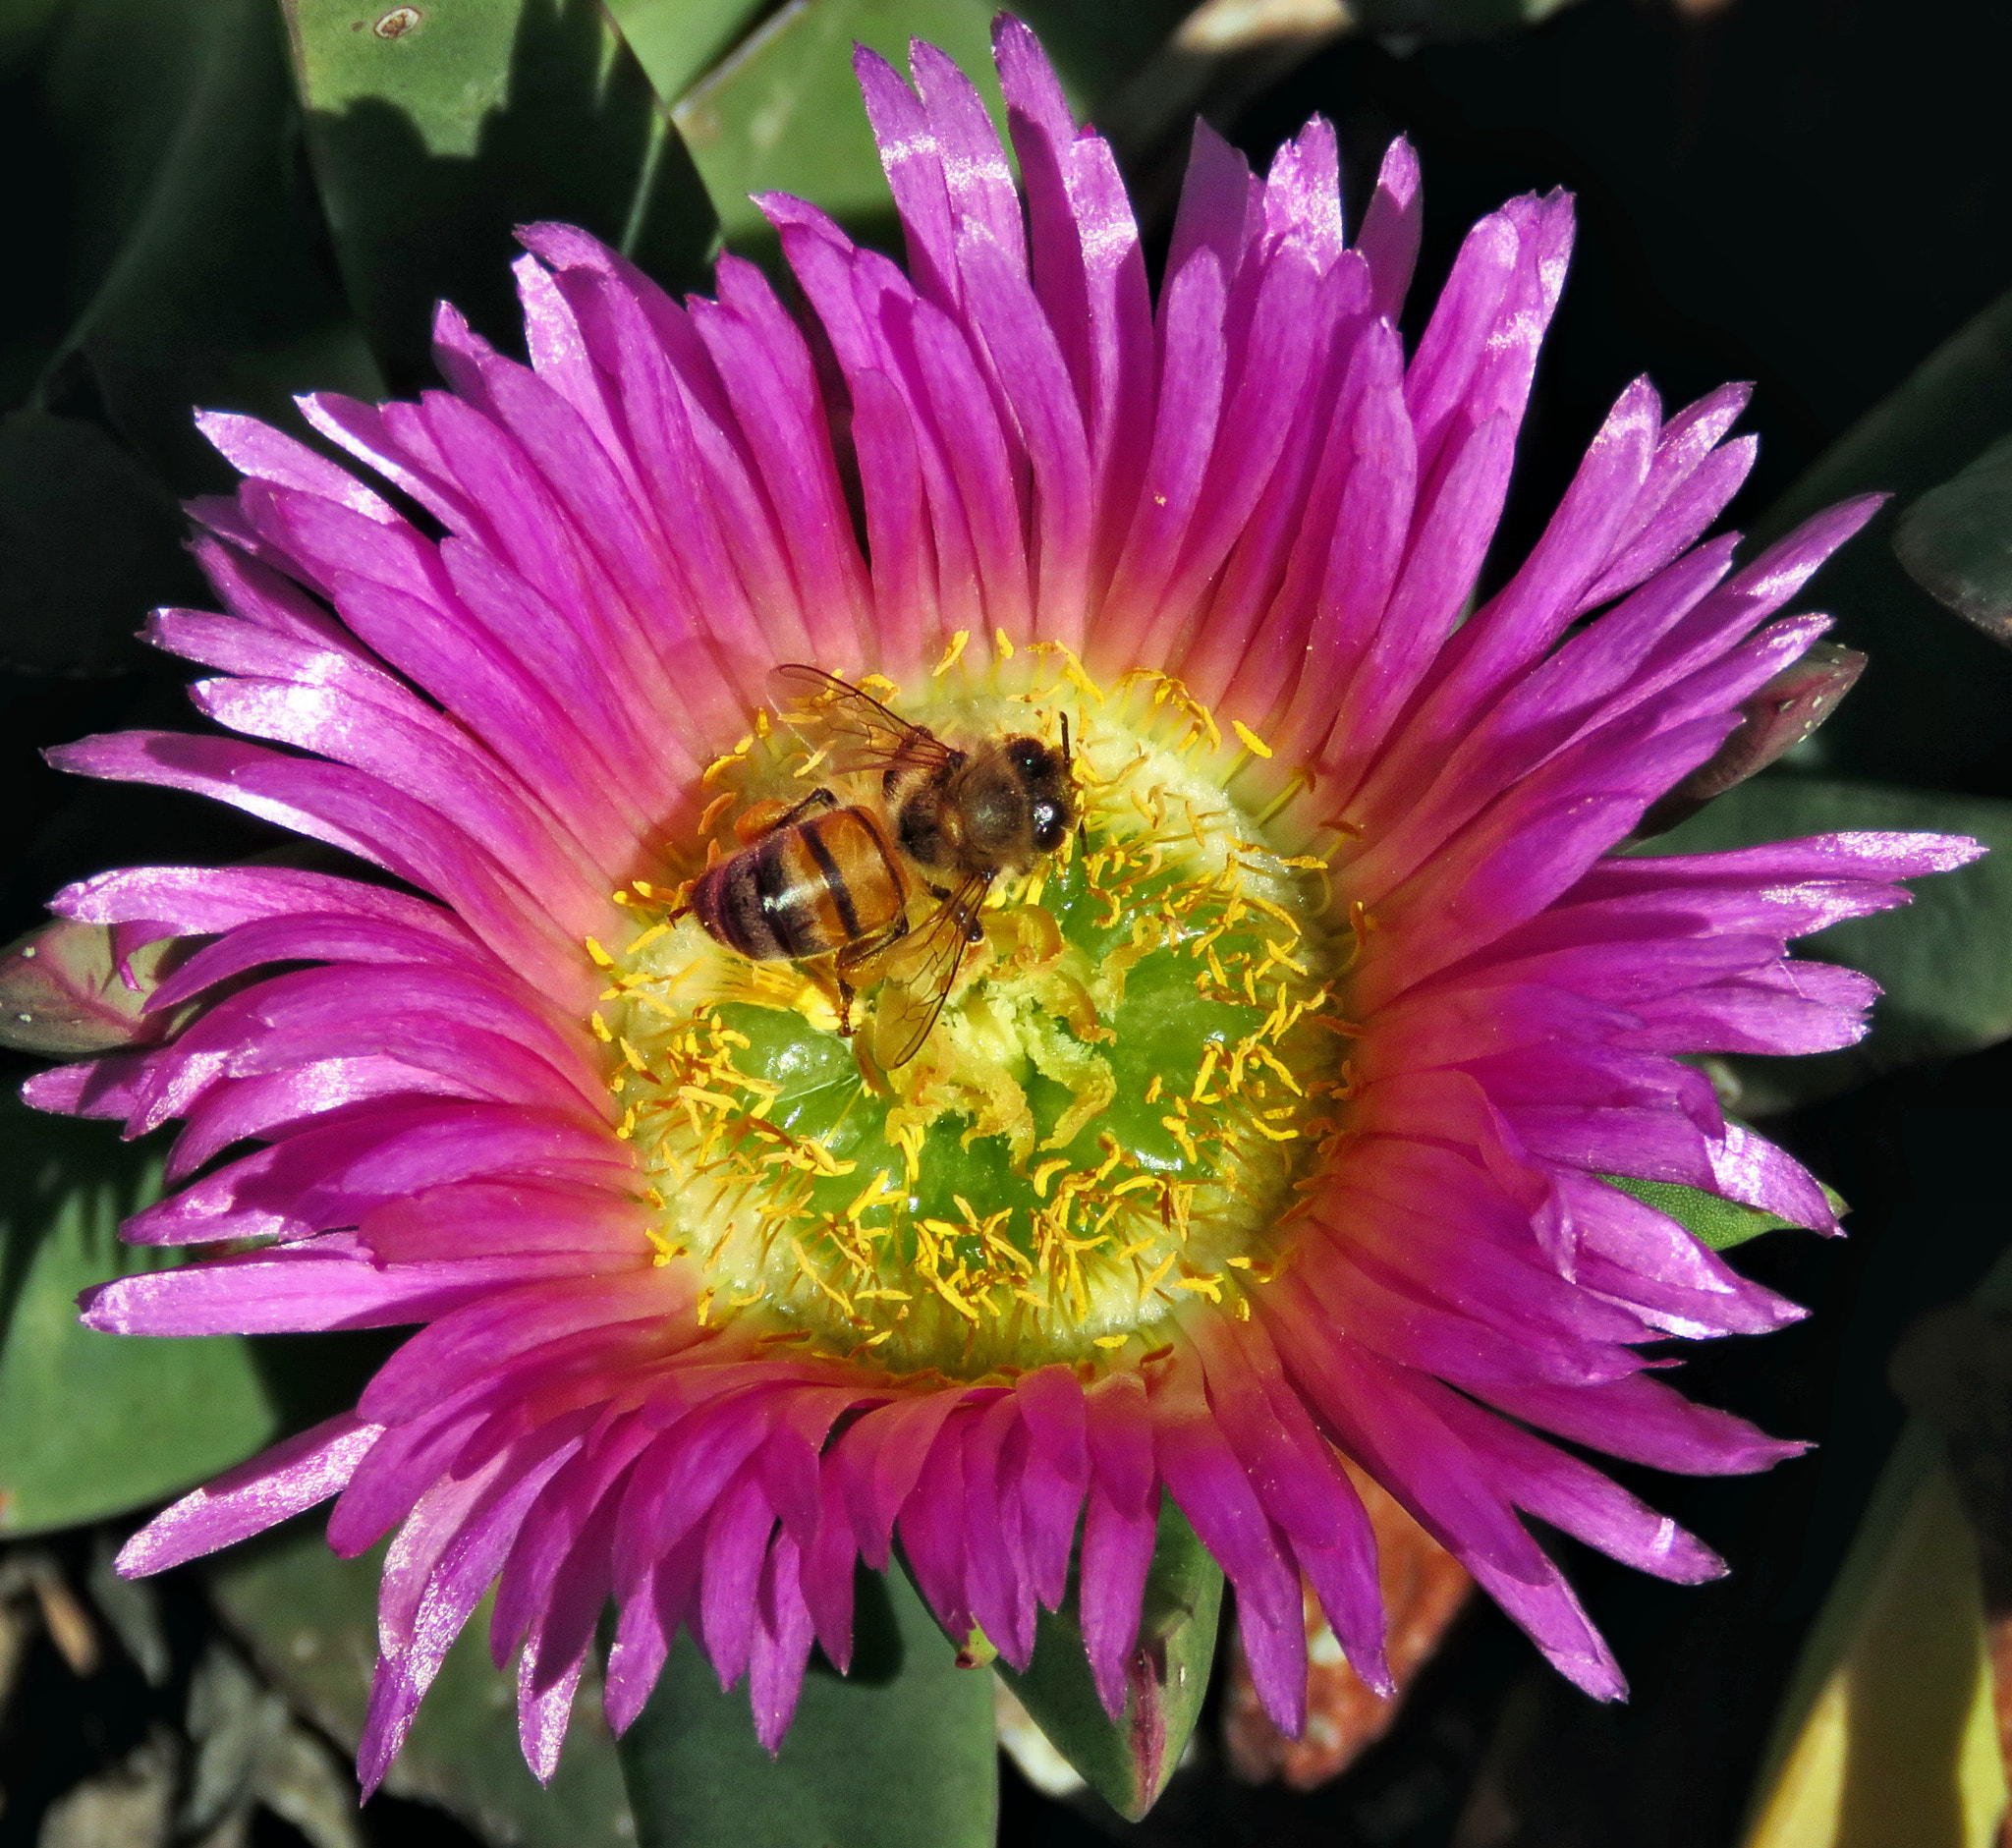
(1061, 710, 1072, 774)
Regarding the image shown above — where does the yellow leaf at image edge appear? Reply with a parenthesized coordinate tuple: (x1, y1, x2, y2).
(1744, 1428, 2007, 1848)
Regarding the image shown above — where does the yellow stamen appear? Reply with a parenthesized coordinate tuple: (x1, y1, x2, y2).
(933, 630, 971, 676)
(1231, 720, 1274, 759)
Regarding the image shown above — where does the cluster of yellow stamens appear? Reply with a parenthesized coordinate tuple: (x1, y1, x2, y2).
(588, 644, 1356, 1379)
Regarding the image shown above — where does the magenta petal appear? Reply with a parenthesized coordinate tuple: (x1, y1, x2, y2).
(118, 1413, 379, 1577)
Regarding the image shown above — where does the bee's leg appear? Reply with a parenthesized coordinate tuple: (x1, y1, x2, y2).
(833, 918, 910, 1040)
(736, 786, 839, 846)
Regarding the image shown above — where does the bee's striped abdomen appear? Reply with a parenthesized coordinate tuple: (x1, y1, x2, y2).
(692, 806, 907, 962)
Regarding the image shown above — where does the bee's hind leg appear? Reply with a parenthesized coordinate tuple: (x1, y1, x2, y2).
(833, 920, 910, 1040)
(734, 786, 840, 846)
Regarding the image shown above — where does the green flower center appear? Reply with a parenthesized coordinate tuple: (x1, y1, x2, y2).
(593, 646, 1351, 1380)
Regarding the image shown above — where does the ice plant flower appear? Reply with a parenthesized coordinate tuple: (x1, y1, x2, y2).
(32, 18, 1978, 1787)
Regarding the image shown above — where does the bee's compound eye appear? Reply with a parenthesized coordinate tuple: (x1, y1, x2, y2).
(1032, 801, 1066, 852)
(1009, 738, 1046, 772)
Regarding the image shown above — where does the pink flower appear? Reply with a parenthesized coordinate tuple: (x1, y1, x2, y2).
(31, 18, 1976, 1790)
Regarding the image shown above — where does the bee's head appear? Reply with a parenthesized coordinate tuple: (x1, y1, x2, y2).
(998, 735, 1075, 857)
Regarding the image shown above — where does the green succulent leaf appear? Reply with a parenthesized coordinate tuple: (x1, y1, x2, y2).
(1894, 428, 2012, 644)
(995, 1496, 1223, 1823)
(1740, 1244, 2012, 1848)
(1753, 285, 2012, 793)
(29, 0, 382, 491)
(617, 1565, 997, 1847)
(281, 0, 716, 391)
(209, 1519, 634, 1846)
(670, 0, 1006, 255)
(603, 0, 772, 106)
(1600, 1176, 1802, 1253)
(1646, 776, 2012, 1113)
(664, 0, 1199, 256)
(0, 1105, 277, 1536)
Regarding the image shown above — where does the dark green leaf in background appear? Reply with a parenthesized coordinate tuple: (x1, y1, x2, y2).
(617, 1564, 997, 1847)
(0, 1104, 276, 1536)
(1649, 776, 2012, 1113)
(281, 0, 717, 391)
(669, 0, 1009, 255)
(604, 0, 772, 111)
(0, 0, 378, 687)
(0, 411, 203, 677)
(995, 1496, 1222, 1823)
(211, 1519, 635, 1847)
(662, 0, 1197, 257)
(33, 0, 382, 490)
(1894, 428, 2012, 646)
(1758, 285, 2012, 793)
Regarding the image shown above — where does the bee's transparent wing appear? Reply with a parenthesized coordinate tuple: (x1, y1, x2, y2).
(769, 664, 960, 778)
(864, 873, 991, 1068)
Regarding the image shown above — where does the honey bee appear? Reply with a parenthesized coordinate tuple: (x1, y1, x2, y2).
(689, 665, 1077, 1066)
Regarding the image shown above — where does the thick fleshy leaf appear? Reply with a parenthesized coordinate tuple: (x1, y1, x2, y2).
(671, 0, 1007, 252)
(1602, 1176, 1800, 1254)
(667, 0, 1192, 252)
(209, 1518, 634, 1845)
(0, 918, 189, 1057)
(0, 411, 204, 675)
(603, 0, 770, 106)
(281, 0, 716, 389)
(29, 0, 381, 491)
(0, 1106, 277, 1535)
(1742, 1243, 2012, 1848)
(1647, 776, 2012, 1113)
(1894, 429, 2012, 645)
(1756, 285, 2012, 791)
(617, 1566, 996, 1848)
(994, 1497, 1223, 1824)
(1741, 1433, 2004, 1848)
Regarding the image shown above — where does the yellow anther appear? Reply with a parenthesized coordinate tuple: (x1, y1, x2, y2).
(994, 628, 1015, 661)
(1231, 720, 1274, 759)
(1029, 1157, 1072, 1199)
(590, 1010, 613, 1042)
(585, 937, 615, 969)
(933, 630, 972, 676)
(1093, 1333, 1129, 1350)
(1254, 1046, 1304, 1095)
